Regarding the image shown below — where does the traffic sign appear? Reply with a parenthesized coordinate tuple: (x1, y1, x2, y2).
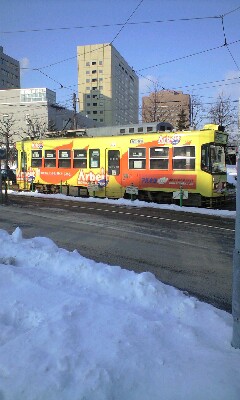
(173, 190, 188, 200)
(87, 183, 99, 192)
(126, 185, 138, 195)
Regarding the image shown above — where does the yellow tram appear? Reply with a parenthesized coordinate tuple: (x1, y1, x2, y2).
(16, 124, 228, 206)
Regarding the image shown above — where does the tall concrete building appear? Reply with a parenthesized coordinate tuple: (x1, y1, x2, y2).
(0, 46, 20, 89)
(77, 43, 139, 126)
(142, 90, 191, 129)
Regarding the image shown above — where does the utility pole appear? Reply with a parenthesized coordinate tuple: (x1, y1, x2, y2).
(232, 143, 240, 348)
(73, 93, 77, 130)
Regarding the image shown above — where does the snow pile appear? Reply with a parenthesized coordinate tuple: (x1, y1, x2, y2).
(0, 228, 239, 400)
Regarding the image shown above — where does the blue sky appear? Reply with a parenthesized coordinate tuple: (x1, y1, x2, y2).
(1, 0, 240, 116)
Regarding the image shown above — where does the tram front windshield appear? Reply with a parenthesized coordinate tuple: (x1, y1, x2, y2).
(201, 144, 226, 174)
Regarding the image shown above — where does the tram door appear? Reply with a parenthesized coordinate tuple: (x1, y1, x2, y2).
(105, 149, 122, 198)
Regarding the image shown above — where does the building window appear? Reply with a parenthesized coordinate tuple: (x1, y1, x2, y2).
(99, 70, 103, 74)
(93, 103, 97, 106)
(120, 129, 125, 133)
(92, 94, 97, 98)
(86, 62, 90, 66)
(99, 86, 103, 90)
(99, 61, 103, 65)
(86, 79, 90, 83)
(147, 126, 153, 132)
(92, 86, 97, 90)
(87, 111, 91, 114)
(138, 127, 143, 132)
(129, 128, 134, 133)
(92, 70, 97, 74)
(87, 103, 91, 106)
(129, 148, 146, 169)
(86, 70, 90, 74)
(93, 111, 97, 114)
(92, 61, 96, 65)
(92, 78, 97, 82)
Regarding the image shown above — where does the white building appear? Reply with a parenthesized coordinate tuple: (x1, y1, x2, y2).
(0, 88, 101, 141)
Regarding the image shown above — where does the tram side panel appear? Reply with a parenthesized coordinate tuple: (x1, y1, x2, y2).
(15, 126, 228, 205)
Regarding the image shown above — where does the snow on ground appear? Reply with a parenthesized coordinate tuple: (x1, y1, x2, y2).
(0, 225, 239, 399)
(0, 167, 238, 399)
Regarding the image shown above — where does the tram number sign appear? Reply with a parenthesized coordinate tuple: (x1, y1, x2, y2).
(173, 190, 188, 200)
(126, 186, 138, 195)
(87, 183, 99, 192)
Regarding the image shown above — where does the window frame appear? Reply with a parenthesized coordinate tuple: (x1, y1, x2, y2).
(128, 147, 146, 170)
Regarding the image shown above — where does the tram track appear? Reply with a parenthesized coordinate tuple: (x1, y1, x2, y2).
(7, 193, 235, 234)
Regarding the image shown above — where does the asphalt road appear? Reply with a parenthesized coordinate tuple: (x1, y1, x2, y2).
(0, 195, 235, 312)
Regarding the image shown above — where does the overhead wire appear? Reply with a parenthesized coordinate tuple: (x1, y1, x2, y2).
(3, 4, 240, 121)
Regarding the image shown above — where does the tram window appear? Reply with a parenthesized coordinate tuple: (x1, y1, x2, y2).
(44, 150, 56, 168)
(31, 150, 42, 167)
(201, 145, 209, 171)
(58, 150, 71, 168)
(210, 145, 226, 173)
(73, 149, 87, 168)
(173, 159, 195, 170)
(89, 149, 100, 168)
(129, 148, 146, 169)
(173, 146, 195, 170)
(150, 147, 169, 170)
(108, 150, 120, 175)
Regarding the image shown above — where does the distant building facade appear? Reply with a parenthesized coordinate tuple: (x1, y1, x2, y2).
(77, 43, 139, 126)
(0, 88, 100, 141)
(0, 46, 20, 89)
(86, 121, 173, 137)
(142, 90, 191, 129)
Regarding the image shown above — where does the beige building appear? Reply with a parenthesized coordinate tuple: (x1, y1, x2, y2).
(77, 43, 139, 126)
(142, 90, 191, 129)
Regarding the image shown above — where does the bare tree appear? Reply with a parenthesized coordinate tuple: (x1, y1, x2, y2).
(142, 83, 173, 123)
(207, 92, 237, 132)
(190, 95, 205, 129)
(0, 115, 17, 203)
(25, 116, 49, 139)
(176, 109, 189, 130)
